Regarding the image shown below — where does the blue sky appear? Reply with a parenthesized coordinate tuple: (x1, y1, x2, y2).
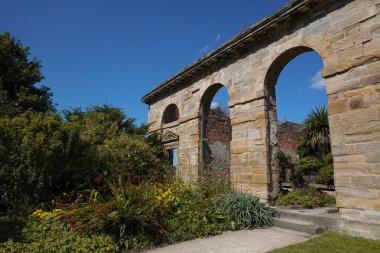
(1, 0, 327, 124)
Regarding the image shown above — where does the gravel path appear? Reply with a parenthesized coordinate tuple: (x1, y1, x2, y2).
(145, 227, 310, 253)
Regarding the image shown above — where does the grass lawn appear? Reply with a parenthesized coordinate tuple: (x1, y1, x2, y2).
(269, 232, 380, 253)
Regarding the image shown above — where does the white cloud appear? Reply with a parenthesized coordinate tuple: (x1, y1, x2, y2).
(199, 44, 210, 55)
(309, 70, 325, 90)
(215, 33, 221, 41)
(211, 101, 221, 109)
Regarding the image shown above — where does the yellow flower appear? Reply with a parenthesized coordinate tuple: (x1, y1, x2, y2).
(30, 209, 54, 219)
(53, 209, 62, 213)
(156, 196, 162, 201)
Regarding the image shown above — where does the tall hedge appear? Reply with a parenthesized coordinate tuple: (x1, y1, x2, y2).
(0, 107, 166, 215)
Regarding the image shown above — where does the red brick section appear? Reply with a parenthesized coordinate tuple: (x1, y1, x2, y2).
(205, 109, 231, 146)
(277, 121, 302, 153)
(206, 110, 302, 154)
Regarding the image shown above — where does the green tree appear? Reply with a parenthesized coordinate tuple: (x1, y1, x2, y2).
(63, 105, 167, 181)
(302, 106, 330, 156)
(294, 106, 334, 186)
(276, 150, 294, 183)
(63, 104, 147, 136)
(0, 111, 70, 214)
(0, 105, 166, 215)
(0, 32, 54, 117)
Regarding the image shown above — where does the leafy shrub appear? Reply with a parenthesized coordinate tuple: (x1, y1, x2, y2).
(0, 216, 26, 243)
(64, 105, 170, 184)
(276, 187, 335, 209)
(198, 168, 231, 198)
(163, 187, 226, 243)
(0, 105, 168, 215)
(298, 156, 320, 175)
(289, 166, 305, 188)
(316, 154, 334, 185)
(60, 177, 176, 250)
(0, 218, 118, 253)
(61, 177, 229, 248)
(319, 165, 334, 185)
(97, 133, 170, 182)
(5, 179, 281, 251)
(0, 111, 75, 215)
(217, 191, 278, 230)
(277, 150, 295, 183)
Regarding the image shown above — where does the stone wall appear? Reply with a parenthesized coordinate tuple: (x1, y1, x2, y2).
(206, 108, 231, 147)
(278, 121, 302, 160)
(145, 0, 380, 238)
(205, 108, 231, 177)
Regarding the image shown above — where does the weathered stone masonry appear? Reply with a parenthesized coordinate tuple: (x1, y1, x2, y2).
(143, 0, 380, 238)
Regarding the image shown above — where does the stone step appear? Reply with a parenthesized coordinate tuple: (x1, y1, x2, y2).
(270, 226, 311, 238)
(273, 217, 325, 235)
(276, 208, 339, 229)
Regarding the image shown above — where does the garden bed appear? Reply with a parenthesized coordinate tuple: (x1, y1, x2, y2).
(0, 180, 278, 253)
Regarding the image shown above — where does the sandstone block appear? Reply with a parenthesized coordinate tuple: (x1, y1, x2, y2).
(338, 187, 379, 199)
(351, 175, 380, 188)
(335, 175, 353, 187)
(337, 44, 364, 64)
(253, 174, 269, 184)
(237, 174, 253, 184)
(336, 196, 380, 211)
(334, 162, 372, 175)
(366, 152, 380, 163)
(328, 99, 348, 114)
(345, 132, 373, 144)
(338, 8, 377, 30)
(230, 145, 250, 154)
(331, 145, 355, 156)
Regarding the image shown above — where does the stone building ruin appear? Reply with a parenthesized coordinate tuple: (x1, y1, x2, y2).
(143, 0, 380, 238)
(278, 121, 302, 161)
(205, 108, 232, 180)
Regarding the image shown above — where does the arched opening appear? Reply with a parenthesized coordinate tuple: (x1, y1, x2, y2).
(162, 104, 179, 125)
(161, 104, 180, 167)
(265, 47, 334, 202)
(199, 84, 231, 183)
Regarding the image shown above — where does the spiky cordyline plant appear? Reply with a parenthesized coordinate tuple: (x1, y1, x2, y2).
(303, 106, 330, 156)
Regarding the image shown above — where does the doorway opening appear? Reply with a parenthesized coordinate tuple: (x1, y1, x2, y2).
(200, 84, 231, 183)
(266, 47, 334, 202)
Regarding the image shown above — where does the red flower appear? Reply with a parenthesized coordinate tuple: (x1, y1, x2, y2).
(133, 175, 139, 182)
(94, 176, 101, 185)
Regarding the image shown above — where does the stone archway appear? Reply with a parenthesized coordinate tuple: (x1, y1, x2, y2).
(199, 83, 231, 183)
(263, 46, 327, 198)
(143, 0, 380, 238)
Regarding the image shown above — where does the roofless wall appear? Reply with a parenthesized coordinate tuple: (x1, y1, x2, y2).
(143, 0, 380, 239)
